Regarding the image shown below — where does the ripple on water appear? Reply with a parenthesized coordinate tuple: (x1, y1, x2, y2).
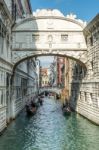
(0, 98, 99, 150)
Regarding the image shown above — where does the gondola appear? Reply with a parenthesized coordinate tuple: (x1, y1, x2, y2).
(39, 98, 43, 105)
(26, 104, 37, 115)
(62, 107, 71, 115)
(38, 96, 44, 105)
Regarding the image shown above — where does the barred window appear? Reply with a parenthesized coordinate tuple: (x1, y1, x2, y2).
(6, 34, 9, 45)
(61, 34, 68, 41)
(32, 34, 39, 41)
(0, 90, 3, 105)
(89, 36, 93, 46)
(0, 20, 7, 54)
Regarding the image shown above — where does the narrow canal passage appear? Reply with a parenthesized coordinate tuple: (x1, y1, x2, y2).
(0, 97, 99, 150)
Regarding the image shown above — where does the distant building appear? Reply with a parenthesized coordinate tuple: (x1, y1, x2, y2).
(57, 57, 65, 88)
(21, 0, 32, 17)
(11, 0, 32, 22)
(40, 68, 50, 87)
(61, 57, 70, 103)
(49, 56, 57, 86)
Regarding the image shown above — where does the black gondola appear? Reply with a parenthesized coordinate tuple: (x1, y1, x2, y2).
(26, 104, 37, 115)
(62, 107, 71, 115)
(38, 97, 43, 105)
(62, 102, 71, 115)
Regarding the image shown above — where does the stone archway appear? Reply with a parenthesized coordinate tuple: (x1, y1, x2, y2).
(11, 9, 87, 70)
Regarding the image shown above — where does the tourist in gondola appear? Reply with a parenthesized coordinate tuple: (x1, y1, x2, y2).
(38, 96, 43, 105)
(62, 98, 71, 115)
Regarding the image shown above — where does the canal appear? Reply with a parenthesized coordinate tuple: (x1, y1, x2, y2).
(0, 97, 99, 150)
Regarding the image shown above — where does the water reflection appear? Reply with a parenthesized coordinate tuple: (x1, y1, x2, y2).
(0, 97, 99, 150)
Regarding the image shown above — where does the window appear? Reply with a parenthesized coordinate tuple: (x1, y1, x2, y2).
(80, 92, 82, 100)
(6, 34, 10, 57)
(0, 21, 6, 54)
(32, 34, 39, 41)
(1, 71, 3, 81)
(0, 90, 3, 105)
(89, 36, 93, 46)
(61, 34, 68, 41)
(97, 96, 99, 108)
(0, 36, 4, 54)
(85, 92, 87, 102)
(89, 93, 93, 105)
(6, 34, 9, 45)
(91, 61, 93, 71)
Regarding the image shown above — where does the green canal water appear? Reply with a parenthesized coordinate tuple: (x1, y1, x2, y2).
(0, 97, 99, 150)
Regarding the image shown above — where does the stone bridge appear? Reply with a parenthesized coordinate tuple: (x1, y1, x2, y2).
(11, 9, 87, 70)
(39, 87, 62, 95)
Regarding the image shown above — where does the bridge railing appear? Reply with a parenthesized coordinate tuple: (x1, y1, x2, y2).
(39, 86, 62, 89)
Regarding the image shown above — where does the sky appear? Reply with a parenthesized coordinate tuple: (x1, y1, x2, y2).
(38, 56, 54, 67)
(30, 0, 99, 22)
(30, 0, 99, 67)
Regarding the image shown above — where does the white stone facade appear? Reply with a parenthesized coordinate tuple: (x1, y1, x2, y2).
(70, 14, 99, 125)
(0, 0, 12, 133)
(12, 9, 87, 66)
(0, 1, 38, 133)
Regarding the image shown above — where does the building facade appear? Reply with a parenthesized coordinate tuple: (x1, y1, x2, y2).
(0, 0, 38, 133)
(70, 14, 99, 125)
(40, 68, 50, 87)
(0, 0, 12, 133)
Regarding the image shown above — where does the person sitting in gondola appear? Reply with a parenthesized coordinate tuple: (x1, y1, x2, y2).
(38, 96, 43, 105)
(31, 97, 36, 107)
